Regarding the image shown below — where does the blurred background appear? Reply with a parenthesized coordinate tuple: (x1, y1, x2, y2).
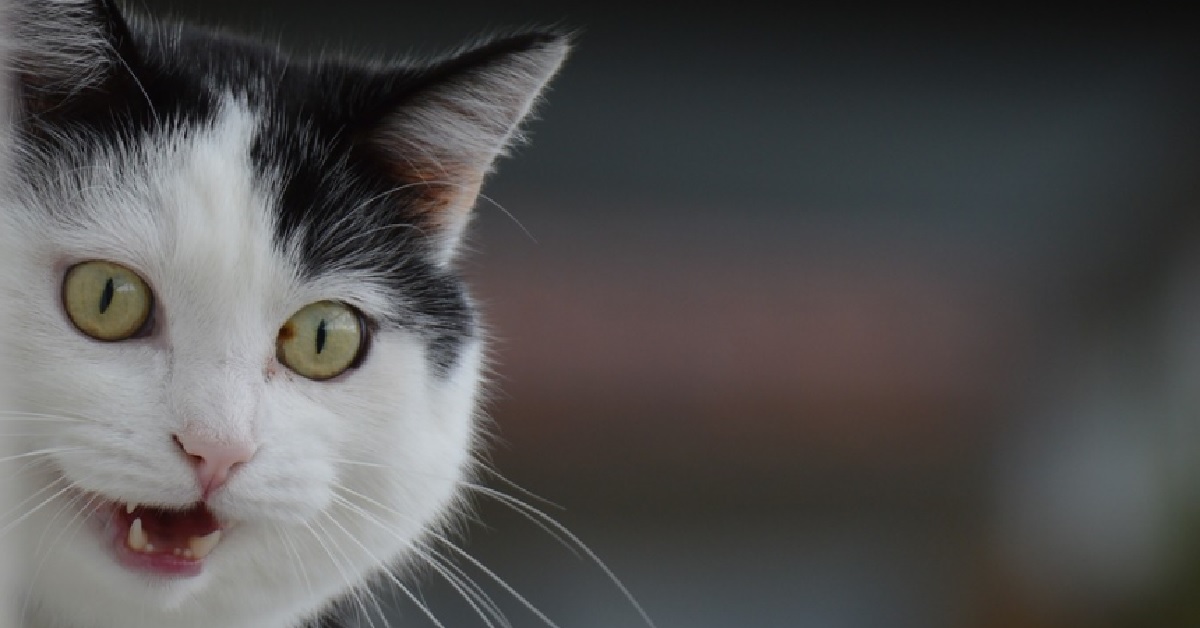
(147, 3, 1200, 626)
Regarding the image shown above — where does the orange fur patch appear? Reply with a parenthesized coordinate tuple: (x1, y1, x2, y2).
(398, 160, 484, 232)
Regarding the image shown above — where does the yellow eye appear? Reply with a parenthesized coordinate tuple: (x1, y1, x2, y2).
(63, 261, 154, 341)
(277, 301, 366, 380)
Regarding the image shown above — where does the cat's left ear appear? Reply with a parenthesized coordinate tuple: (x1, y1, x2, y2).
(368, 32, 570, 264)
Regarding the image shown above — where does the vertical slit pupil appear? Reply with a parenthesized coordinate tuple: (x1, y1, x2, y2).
(316, 319, 327, 354)
(99, 277, 115, 314)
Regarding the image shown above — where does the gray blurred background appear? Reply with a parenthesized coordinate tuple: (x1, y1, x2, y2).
(141, 3, 1200, 627)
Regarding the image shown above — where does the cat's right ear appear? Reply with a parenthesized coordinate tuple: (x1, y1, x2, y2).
(8, 0, 139, 116)
(364, 32, 571, 266)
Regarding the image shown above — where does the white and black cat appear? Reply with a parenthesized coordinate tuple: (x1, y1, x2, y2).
(0, 1, 568, 626)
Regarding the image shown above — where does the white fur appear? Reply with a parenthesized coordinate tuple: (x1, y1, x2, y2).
(0, 96, 483, 627)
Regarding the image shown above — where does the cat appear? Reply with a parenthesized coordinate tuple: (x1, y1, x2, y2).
(0, 1, 568, 626)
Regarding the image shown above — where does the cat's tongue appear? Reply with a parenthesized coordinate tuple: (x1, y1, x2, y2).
(111, 502, 223, 577)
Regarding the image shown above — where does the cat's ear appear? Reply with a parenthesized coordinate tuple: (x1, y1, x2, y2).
(9, 0, 139, 115)
(368, 32, 570, 264)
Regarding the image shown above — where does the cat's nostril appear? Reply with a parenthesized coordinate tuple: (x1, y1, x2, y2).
(173, 431, 260, 499)
(173, 434, 204, 464)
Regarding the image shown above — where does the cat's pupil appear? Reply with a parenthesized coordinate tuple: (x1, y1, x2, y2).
(99, 277, 114, 314)
(316, 319, 327, 354)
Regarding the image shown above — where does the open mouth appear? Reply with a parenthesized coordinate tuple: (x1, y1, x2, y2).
(102, 500, 226, 578)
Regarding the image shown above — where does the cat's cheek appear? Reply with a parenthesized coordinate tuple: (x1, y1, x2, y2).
(334, 330, 474, 455)
(313, 332, 481, 540)
(387, 335, 483, 507)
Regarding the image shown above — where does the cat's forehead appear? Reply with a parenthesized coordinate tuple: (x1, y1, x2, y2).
(50, 99, 387, 321)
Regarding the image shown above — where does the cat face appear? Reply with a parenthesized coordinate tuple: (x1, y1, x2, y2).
(0, 2, 566, 626)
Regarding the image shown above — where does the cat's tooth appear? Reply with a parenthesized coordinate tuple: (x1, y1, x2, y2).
(127, 518, 148, 552)
(125, 502, 138, 515)
(188, 530, 221, 560)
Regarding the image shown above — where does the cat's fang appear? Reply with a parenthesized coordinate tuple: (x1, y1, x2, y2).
(188, 530, 221, 560)
(127, 518, 148, 552)
(125, 502, 138, 515)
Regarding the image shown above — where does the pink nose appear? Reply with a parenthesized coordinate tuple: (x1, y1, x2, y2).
(173, 433, 258, 499)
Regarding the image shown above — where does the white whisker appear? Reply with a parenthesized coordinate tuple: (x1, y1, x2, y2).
(22, 492, 98, 621)
(332, 493, 506, 628)
(0, 406, 104, 423)
(334, 485, 560, 628)
(0, 446, 90, 465)
(475, 191, 537, 244)
(274, 522, 316, 604)
(330, 458, 389, 469)
(0, 479, 75, 540)
(474, 463, 565, 511)
(304, 518, 385, 628)
(0, 412, 85, 423)
(420, 542, 513, 628)
(459, 481, 576, 557)
(0, 475, 67, 528)
(320, 509, 449, 628)
(466, 483, 660, 628)
(430, 532, 562, 628)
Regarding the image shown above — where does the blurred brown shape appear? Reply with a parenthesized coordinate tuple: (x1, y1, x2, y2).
(471, 239, 1028, 505)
